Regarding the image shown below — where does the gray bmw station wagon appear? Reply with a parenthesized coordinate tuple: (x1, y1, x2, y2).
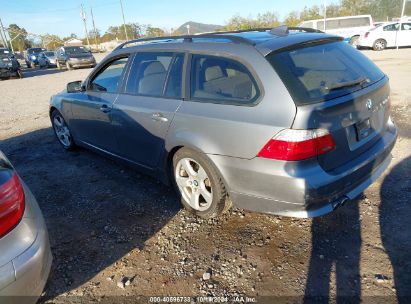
(49, 27, 397, 219)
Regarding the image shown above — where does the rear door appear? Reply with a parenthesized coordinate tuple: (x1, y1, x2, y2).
(398, 23, 411, 46)
(70, 56, 129, 153)
(112, 51, 185, 168)
(267, 40, 389, 172)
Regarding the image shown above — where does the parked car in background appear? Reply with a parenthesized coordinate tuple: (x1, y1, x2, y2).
(299, 15, 373, 46)
(0, 150, 52, 302)
(25, 47, 46, 68)
(49, 27, 396, 219)
(0, 53, 23, 79)
(55, 46, 96, 70)
(358, 22, 411, 50)
(38, 51, 57, 68)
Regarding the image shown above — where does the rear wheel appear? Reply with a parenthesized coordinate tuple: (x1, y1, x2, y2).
(373, 39, 387, 51)
(172, 148, 231, 218)
(349, 36, 360, 48)
(51, 111, 75, 150)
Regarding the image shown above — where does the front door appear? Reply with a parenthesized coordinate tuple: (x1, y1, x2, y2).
(70, 56, 129, 153)
(112, 52, 185, 168)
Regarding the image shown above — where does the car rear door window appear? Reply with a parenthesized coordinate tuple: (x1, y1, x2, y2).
(125, 52, 175, 97)
(190, 54, 259, 105)
(90, 57, 129, 93)
(267, 41, 385, 105)
(165, 54, 184, 98)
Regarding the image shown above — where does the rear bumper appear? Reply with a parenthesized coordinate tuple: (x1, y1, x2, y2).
(68, 61, 95, 68)
(0, 185, 52, 303)
(209, 119, 397, 218)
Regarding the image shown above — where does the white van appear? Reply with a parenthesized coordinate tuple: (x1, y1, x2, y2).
(299, 15, 373, 46)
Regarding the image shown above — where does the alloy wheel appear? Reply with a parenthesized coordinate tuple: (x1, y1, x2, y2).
(175, 158, 213, 211)
(53, 114, 72, 147)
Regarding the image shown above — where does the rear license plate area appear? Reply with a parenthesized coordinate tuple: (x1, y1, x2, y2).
(355, 118, 372, 141)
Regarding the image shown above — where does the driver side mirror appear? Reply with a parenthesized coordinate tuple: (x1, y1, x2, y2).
(67, 81, 84, 93)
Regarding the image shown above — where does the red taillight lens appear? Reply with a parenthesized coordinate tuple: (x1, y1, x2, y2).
(0, 172, 25, 238)
(365, 32, 370, 38)
(257, 129, 336, 161)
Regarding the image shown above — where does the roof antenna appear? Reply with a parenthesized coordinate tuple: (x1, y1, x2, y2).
(270, 25, 289, 37)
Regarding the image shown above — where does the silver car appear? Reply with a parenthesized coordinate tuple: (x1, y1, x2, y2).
(38, 51, 57, 68)
(0, 151, 52, 301)
(49, 27, 397, 219)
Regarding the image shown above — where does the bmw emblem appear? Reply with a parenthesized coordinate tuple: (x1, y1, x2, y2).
(366, 99, 373, 110)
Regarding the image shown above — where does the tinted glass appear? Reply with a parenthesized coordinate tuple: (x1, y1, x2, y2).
(402, 23, 411, 30)
(125, 52, 174, 96)
(384, 23, 399, 31)
(267, 41, 385, 105)
(65, 46, 89, 54)
(91, 57, 129, 93)
(190, 55, 258, 105)
(165, 54, 184, 98)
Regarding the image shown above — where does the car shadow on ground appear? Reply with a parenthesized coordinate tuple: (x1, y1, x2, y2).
(20, 68, 67, 78)
(304, 198, 362, 303)
(0, 127, 181, 299)
(380, 156, 411, 304)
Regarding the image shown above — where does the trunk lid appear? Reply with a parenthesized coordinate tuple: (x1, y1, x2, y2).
(266, 39, 389, 171)
(292, 78, 390, 171)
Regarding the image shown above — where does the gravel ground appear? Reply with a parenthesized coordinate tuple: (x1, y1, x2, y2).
(0, 49, 410, 303)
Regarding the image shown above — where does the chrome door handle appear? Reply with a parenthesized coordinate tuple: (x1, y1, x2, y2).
(151, 112, 168, 122)
(100, 104, 112, 113)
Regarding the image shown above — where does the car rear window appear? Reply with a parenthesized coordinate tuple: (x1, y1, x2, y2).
(266, 41, 385, 105)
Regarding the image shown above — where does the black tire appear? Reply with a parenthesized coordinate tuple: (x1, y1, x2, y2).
(172, 148, 231, 218)
(373, 39, 387, 51)
(17, 70, 23, 79)
(66, 61, 72, 70)
(51, 110, 76, 150)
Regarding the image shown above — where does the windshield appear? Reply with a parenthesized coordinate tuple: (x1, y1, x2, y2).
(65, 46, 89, 55)
(266, 41, 385, 105)
(28, 48, 45, 54)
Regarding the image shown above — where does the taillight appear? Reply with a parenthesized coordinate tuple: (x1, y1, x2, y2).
(364, 32, 370, 38)
(0, 172, 25, 238)
(257, 129, 336, 161)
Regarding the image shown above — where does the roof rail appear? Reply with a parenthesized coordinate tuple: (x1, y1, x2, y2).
(113, 34, 255, 51)
(113, 26, 324, 51)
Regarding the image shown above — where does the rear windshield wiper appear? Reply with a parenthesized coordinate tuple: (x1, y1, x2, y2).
(327, 76, 369, 91)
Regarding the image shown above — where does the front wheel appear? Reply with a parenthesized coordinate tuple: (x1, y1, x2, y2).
(51, 111, 75, 150)
(373, 39, 387, 51)
(173, 148, 231, 218)
(66, 61, 72, 70)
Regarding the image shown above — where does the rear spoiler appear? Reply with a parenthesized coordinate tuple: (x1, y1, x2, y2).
(269, 36, 344, 54)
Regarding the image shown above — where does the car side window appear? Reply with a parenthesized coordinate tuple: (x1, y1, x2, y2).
(90, 57, 129, 93)
(165, 54, 184, 98)
(402, 23, 411, 30)
(125, 52, 176, 97)
(383, 24, 399, 31)
(190, 54, 259, 105)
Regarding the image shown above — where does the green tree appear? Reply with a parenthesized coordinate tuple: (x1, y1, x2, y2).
(300, 5, 322, 21)
(8, 24, 30, 51)
(284, 11, 301, 26)
(223, 11, 280, 31)
(42, 34, 63, 50)
(145, 26, 165, 37)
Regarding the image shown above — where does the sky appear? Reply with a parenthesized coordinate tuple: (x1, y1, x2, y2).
(0, 0, 326, 38)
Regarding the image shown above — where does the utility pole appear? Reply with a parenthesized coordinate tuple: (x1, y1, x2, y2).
(397, 0, 407, 50)
(90, 8, 99, 47)
(80, 4, 91, 49)
(119, 0, 129, 41)
(0, 18, 9, 49)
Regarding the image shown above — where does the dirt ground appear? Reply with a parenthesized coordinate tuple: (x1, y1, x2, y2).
(0, 49, 410, 303)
